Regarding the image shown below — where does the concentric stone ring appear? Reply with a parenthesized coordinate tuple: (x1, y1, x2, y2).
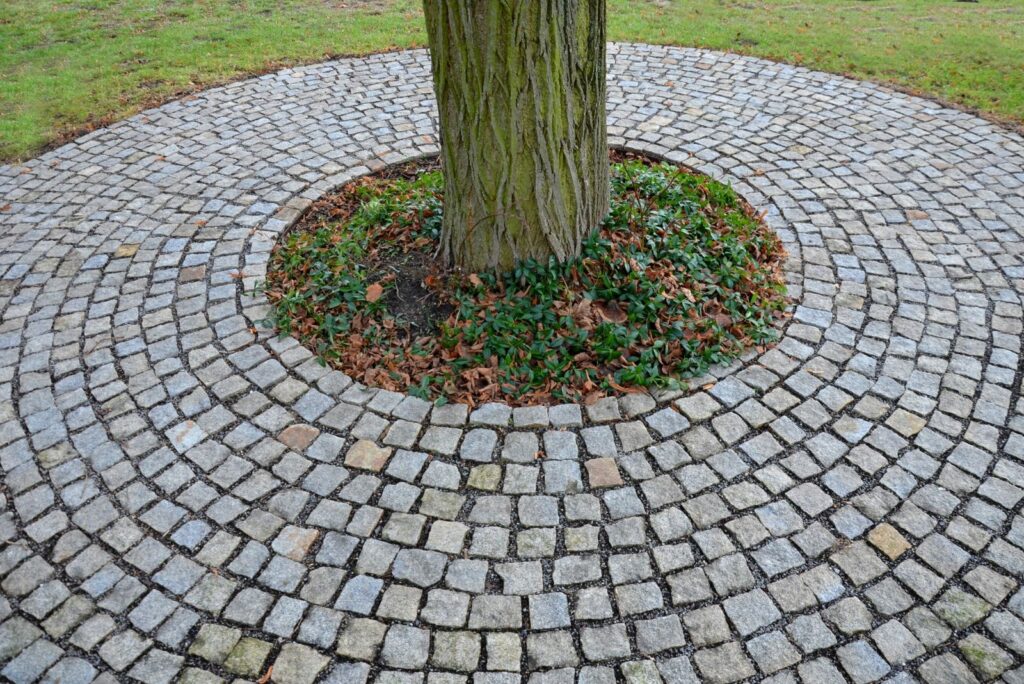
(2, 45, 1024, 684)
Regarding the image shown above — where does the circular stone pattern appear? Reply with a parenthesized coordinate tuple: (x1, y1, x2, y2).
(1, 46, 1023, 684)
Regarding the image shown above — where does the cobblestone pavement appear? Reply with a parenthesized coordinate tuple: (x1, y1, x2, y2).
(2, 45, 1024, 684)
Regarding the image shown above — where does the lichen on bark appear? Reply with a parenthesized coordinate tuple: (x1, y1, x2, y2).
(423, 0, 609, 272)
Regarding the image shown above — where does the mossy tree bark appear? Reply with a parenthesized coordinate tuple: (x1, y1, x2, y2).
(423, 0, 609, 272)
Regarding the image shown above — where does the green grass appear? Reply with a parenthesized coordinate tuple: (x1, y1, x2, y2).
(2, 0, 1023, 162)
(262, 158, 787, 404)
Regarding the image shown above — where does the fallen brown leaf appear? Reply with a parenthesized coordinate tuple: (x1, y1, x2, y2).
(596, 300, 627, 324)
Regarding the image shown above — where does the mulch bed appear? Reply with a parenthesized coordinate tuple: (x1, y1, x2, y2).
(262, 151, 789, 406)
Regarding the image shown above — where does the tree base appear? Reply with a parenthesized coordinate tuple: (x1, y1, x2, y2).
(263, 152, 789, 406)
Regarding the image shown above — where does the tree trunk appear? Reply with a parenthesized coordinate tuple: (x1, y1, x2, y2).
(423, 0, 609, 272)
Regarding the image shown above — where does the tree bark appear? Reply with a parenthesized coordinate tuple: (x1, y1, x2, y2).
(423, 0, 609, 272)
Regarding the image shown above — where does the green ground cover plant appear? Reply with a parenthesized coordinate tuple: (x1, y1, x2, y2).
(262, 155, 788, 405)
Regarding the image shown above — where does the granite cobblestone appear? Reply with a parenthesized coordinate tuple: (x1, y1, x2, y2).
(1, 44, 1024, 683)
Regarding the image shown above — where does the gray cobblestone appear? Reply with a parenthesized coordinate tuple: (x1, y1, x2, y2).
(0, 44, 1022, 684)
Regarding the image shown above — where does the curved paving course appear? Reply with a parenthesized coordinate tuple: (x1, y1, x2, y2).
(2, 45, 1024, 684)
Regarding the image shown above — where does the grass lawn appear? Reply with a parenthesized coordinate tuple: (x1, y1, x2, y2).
(2, 0, 1023, 162)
